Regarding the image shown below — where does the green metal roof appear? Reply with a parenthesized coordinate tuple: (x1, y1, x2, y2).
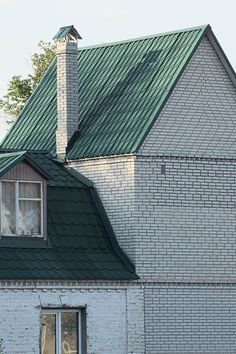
(1, 25, 210, 159)
(53, 25, 82, 40)
(0, 151, 25, 176)
(0, 150, 52, 179)
(0, 151, 137, 280)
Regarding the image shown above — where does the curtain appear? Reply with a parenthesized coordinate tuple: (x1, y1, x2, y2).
(2, 181, 16, 235)
(19, 200, 41, 235)
(19, 182, 41, 236)
(19, 182, 40, 198)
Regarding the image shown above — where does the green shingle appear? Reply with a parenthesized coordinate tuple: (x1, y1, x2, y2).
(1, 25, 210, 159)
(0, 152, 137, 280)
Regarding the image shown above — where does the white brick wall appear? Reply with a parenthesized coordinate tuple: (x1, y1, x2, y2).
(145, 283, 236, 354)
(0, 281, 144, 354)
(69, 33, 236, 353)
(140, 36, 236, 158)
(134, 156, 236, 280)
(56, 41, 79, 156)
(72, 156, 236, 282)
(69, 156, 137, 263)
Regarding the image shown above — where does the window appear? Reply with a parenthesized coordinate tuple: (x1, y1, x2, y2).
(0, 180, 43, 236)
(41, 310, 84, 354)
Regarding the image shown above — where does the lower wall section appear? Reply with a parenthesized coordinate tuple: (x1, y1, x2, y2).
(0, 282, 144, 354)
(145, 283, 236, 354)
(2, 281, 236, 354)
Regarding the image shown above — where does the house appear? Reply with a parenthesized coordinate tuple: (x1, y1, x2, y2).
(0, 23, 235, 354)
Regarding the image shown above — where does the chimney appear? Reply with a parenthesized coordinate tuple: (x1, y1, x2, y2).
(53, 25, 82, 158)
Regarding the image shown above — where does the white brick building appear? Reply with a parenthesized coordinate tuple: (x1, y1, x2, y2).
(0, 24, 236, 353)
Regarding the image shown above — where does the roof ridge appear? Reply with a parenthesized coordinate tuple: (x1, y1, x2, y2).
(79, 24, 210, 51)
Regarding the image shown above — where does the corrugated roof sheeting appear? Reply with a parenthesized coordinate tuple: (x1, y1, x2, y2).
(2, 63, 57, 154)
(0, 151, 26, 176)
(1, 26, 208, 158)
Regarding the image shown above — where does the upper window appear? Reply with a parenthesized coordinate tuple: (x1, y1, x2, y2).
(0, 180, 43, 237)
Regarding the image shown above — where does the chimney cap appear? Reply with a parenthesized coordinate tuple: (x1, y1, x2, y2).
(53, 25, 82, 41)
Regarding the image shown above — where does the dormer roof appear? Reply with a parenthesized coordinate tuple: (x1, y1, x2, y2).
(0, 151, 137, 280)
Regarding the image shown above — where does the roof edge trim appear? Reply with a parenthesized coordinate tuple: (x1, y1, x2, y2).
(90, 188, 139, 278)
(66, 166, 94, 187)
(0, 151, 52, 180)
(206, 29, 236, 88)
(79, 24, 209, 51)
(0, 151, 25, 177)
(24, 154, 52, 180)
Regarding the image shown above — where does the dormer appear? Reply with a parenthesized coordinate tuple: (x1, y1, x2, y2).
(0, 151, 49, 238)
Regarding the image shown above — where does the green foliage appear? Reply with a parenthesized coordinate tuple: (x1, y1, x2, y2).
(0, 338, 4, 354)
(0, 76, 32, 119)
(0, 41, 56, 120)
(30, 41, 56, 90)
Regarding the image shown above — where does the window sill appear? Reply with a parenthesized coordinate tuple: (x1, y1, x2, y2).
(0, 236, 51, 248)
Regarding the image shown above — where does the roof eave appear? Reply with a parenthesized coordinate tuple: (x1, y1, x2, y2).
(0, 151, 51, 180)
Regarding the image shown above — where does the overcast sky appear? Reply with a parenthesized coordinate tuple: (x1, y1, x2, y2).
(0, 0, 236, 139)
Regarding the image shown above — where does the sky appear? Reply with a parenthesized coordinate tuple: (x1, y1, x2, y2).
(0, 0, 236, 139)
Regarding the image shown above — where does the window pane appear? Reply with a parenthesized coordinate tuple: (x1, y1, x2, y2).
(61, 312, 78, 354)
(41, 314, 56, 354)
(19, 200, 41, 235)
(19, 182, 41, 198)
(2, 181, 16, 234)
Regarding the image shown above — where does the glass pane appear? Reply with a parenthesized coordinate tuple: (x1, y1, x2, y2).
(41, 314, 56, 354)
(19, 200, 41, 235)
(61, 312, 78, 354)
(19, 182, 41, 198)
(2, 181, 16, 234)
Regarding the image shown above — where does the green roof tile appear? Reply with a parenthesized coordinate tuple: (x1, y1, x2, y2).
(1, 25, 210, 159)
(0, 151, 26, 175)
(0, 152, 137, 280)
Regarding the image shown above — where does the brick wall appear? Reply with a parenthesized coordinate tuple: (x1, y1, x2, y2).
(134, 156, 236, 280)
(0, 281, 144, 354)
(145, 283, 236, 354)
(69, 33, 236, 353)
(140, 35, 236, 158)
(69, 156, 137, 263)
(56, 41, 79, 156)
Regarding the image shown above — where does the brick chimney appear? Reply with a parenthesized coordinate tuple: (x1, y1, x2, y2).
(53, 25, 82, 158)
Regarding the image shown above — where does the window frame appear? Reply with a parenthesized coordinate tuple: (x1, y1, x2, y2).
(41, 309, 83, 354)
(0, 179, 43, 237)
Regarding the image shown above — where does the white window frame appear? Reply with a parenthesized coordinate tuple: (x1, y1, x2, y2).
(0, 179, 43, 237)
(41, 309, 82, 354)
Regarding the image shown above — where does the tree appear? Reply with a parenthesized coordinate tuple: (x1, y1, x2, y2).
(0, 41, 56, 120)
(0, 338, 4, 354)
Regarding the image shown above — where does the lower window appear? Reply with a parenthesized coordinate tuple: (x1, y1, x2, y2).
(41, 310, 83, 354)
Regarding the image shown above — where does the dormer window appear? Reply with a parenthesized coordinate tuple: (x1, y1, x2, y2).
(1, 180, 43, 237)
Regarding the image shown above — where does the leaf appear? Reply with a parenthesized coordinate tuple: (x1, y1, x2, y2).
(0, 41, 56, 124)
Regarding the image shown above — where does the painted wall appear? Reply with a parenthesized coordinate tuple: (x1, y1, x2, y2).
(0, 281, 144, 354)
